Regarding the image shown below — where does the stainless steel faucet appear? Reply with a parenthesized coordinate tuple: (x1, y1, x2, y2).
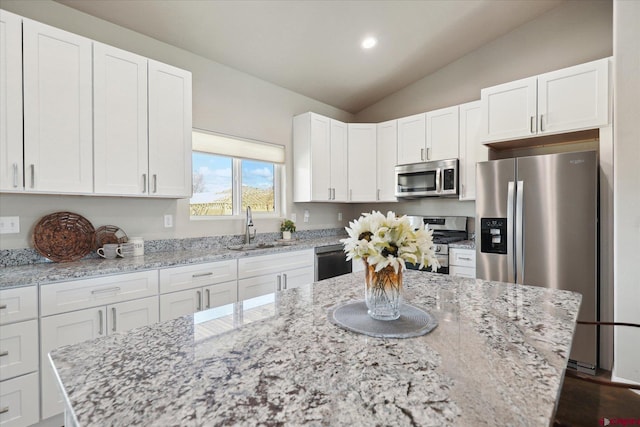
(245, 206, 256, 244)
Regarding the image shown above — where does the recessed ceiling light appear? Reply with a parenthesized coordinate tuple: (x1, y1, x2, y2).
(361, 36, 377, 50)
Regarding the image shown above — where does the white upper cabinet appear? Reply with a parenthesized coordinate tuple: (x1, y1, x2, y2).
(458, 101, 487, 201)
(376, 120, 397, 202)
(347, 123, 377, 202)
(481, 58, 609, 143)
(397, 113, 426, 165)
(0, 10, 23, 192)
(23, 19, 93, 193)
(426, 105, 459, 161)
(148, 60, 192, 198)
(293, 112, 348, 202)
(94, 43, 149, 195)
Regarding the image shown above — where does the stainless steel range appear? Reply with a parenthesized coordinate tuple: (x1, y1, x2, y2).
(405, 216, 467, 274)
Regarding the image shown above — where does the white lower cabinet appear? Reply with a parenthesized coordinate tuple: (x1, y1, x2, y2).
(0, 372, 39, 427)
(0, 320, 38, 381)
(159, 281, 237, 322)
(449, 248, 476, 279)
(238, 250, 314, 299)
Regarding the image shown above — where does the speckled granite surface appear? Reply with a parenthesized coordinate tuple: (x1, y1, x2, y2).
(449, 240, 475, 250)
(0, 234, 345, 290)
(49, 271, 581, 427)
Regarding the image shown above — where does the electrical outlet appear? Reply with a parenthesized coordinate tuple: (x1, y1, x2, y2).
(164, 214, 173, 228)
(0, 216, 20, 234)
(338, 212, 342, 221)
(303, 210, 310, 223)
(291, 213, 297, 223)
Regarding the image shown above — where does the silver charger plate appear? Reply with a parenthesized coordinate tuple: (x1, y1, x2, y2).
(328, 300, 438, 339)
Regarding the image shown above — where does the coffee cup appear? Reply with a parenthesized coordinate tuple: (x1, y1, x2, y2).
(97, 244, 122, 259)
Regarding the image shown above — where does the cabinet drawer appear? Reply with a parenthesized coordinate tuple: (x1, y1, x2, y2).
(0, 319, 38, 381)
(238, 249, 314, 279)
(41, 270, 159, 316)
(450, 248, 476, 268)
(0, 287, 37, 326)
(238, 274, 278, 301)
(159, 260, 237, 294)
(0, 372, 39, 427)
(450, 265, 476, 279)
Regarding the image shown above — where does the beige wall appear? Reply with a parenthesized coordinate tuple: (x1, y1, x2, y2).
(0, 0, 355, 249)
(613, 0, 640, 385)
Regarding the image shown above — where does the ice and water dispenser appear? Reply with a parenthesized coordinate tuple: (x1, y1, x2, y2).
(480, 218, 507, 254)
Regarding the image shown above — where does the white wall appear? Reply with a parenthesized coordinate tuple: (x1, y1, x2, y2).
(0, 0, 355, 249)
(612, 0, 640, 385)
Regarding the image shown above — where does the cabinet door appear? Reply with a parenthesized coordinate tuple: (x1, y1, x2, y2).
(480, 76, 537, 142)
(281, 266, 314, 291)
(376, 120, 397, 202)
(0, 319, 38, 382)
(40, 307, 103, 419)
(148, 60, 192, 197)
(238, 274, 278, 301)
(0, 372, 39, 427)
(159, 289, 200, 322)
(426, 105, 459, 161)
(0, 10, 23, 192)
(450, 265, 476, 279)
(458, 101, 487, 201)
(347, 124, 377, 202)
(397, 113, 426, 165)
(23, 19, 93, 193)
(107, 296, 159, 334)
(203, 281, 237, 310)
(94, 42, 148, 195)
(330, 119, 348, 202)
(0, 286, 37, 325)
(538, 58, 609, 134)
(310, 113, 331, 201)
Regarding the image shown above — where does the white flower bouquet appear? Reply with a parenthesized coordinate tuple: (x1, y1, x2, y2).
(341, 211, 440, 273)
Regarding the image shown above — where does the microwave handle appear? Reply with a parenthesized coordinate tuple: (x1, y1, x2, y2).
(435, 168, 441, 194)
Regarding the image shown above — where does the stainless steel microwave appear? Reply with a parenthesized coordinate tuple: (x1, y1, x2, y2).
(395, 158, 459, 198)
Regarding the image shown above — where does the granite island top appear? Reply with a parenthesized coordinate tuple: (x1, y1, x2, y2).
(0, 235, 344, 290)
(49, 271, 581, 427)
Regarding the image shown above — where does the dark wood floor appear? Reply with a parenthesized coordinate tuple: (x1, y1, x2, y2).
(554, 369, 640, 426)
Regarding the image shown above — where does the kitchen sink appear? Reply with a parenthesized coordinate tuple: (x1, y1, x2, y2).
(227, 242, 280, 251)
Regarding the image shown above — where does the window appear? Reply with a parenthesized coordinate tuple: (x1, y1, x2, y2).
(190, 130, 284, 218)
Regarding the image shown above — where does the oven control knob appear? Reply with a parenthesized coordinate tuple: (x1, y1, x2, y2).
(435, 245, 441, 253)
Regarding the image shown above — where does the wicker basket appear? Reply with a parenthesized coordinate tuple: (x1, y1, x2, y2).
(33, 212, 95, 262)
(94, 225, 128, 249)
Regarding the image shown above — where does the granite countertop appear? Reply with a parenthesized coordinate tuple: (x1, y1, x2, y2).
(0, 236, 344, 290)
(50, 271, 581, 427)
(449, 240, 475, 250)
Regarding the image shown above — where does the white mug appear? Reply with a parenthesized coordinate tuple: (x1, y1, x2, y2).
(97, 244, 122, 259)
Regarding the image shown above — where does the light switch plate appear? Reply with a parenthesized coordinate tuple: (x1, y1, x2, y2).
(291, 213, 297, 223)
(0, 216, 20, 234)
(164, 214, 173, 228)
(303, 210, 309, 223)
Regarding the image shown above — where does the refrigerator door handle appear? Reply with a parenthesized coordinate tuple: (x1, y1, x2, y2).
(435, 168, 441, 194)
(515, 180, 525, 284)
(507, 181, 516, 283)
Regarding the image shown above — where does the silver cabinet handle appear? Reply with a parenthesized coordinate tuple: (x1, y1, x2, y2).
(153, 174, 158, 193)
(98, 310, 104, 335)
(30, 164, 35, 188)
(459, 257, 472, 261)
(192, 272, 213, 278)
(276, 275, 281, 291)
(142, 173, 147, 193)
(283, 273, 287, 290)
(332, 188, 335, 200)
(196, 290, 202, 311)
(112, 307, 117, 332)
(540, 115, 544, 132)
(426, 147, 431, 160)
(0, 407, 8, 415)
(530, 116, 535, 134)
(376, 189, 380, 201)
(0, 304, 7, 310)
(205, 289, 211, 309)
(12, 163, 18, 188)
(91, 287, 121, 295)
(0, 351, 8, 357)
(328, 188, 332, 200)
(420, 148, 425, 161)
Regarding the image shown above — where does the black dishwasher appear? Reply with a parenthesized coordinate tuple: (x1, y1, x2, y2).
(314, 244, 352, 281)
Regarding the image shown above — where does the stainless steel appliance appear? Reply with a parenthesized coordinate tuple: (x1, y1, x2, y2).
(405, 216, 467, 274)
(475, 150, 598, 373)
(395, 159, 458, 198)
(315, 244, 352, 281)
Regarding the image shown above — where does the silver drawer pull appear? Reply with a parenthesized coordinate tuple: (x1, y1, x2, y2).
(0, 304, 7, 310)
(0, 351, 8, 357)
(0, 407, 8, 414)
(98, 310, 104, 335)
(91, 287, 121, 295)
(192, 272, 213, 278)
(459, 257, 472, 261)
(196, 290, 202, 311)
(112, 307, 117, 332)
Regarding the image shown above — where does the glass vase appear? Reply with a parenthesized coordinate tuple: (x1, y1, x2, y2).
(364, 261, 403, 320)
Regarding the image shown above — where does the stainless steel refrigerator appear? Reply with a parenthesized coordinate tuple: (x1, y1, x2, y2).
(475, 150, 598, 373)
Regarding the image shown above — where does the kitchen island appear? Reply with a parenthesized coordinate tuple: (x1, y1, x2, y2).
(49, 270, 581, 426)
